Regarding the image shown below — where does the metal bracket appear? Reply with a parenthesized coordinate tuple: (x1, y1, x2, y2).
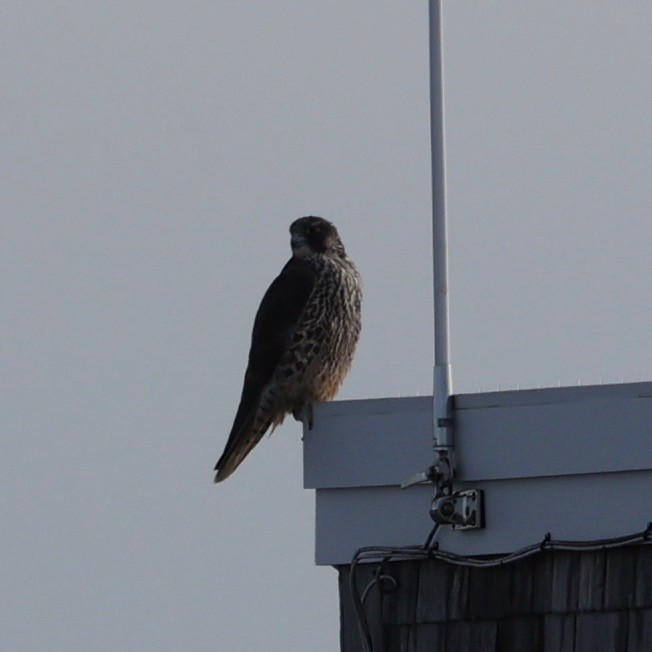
(400, 453, 453, 491)
(431, 489, 484, 530)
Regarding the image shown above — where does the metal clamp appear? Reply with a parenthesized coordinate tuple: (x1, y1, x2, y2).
(431, 489, 484, 530)
(402, 450, 485, 531)
(400, 452, 453, 492)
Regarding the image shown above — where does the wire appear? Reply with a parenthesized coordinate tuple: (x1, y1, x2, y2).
(349, 524, 445, 652)
(349, 524, 652, 652)
(360, 573, 398, 605)
(423, 522, 441, 549)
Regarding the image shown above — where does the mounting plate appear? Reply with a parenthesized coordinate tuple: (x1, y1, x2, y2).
(430, 489, 485, 531)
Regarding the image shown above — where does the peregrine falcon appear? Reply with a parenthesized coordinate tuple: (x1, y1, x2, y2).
(214, 216, 362, 482)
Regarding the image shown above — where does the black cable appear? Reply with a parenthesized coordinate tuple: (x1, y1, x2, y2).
(349, 550, 373, 651)
(423, 522, 441, 549)
(349, 525, 652, 652)
(350, 524, 444, 651)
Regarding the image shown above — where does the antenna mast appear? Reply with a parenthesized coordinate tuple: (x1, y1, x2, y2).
(430, 0, 453, 458)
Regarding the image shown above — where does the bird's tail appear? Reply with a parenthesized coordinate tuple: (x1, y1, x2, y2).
(213, 413, 274, 482)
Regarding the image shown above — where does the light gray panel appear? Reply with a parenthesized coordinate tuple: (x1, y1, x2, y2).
(456, 396, 652, 481)
(304, 382, 652, 489)
(303, 396, 433, 489)
(315, 484, 435, 565)
(314, 471, 652, 565)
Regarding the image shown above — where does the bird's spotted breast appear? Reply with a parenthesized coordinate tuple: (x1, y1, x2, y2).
(275, 254, 362, 406)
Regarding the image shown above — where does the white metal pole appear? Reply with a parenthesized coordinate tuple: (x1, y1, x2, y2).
(429, 0, 453, 453)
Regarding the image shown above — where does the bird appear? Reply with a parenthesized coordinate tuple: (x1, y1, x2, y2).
(214, 216, 362, 482)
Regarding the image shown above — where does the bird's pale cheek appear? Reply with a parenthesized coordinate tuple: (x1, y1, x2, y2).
(292, 244, 313, 260)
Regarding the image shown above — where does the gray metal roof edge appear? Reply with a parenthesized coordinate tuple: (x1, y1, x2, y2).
(454, 380, 652, 410)
(304, 379, 652, 489)
(312, 395, 431, 417)
(316, 380, 652, 415)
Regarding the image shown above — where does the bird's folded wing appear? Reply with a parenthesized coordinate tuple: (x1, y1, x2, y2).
(214, 258, 318, 481)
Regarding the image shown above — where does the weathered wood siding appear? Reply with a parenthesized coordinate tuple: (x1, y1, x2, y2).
(339, 545, 652, 652)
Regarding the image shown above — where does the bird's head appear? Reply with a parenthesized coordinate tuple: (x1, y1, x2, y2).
(289, 216, 345, 259)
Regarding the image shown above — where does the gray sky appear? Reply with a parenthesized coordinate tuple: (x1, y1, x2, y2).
(2, 2, 650, 651)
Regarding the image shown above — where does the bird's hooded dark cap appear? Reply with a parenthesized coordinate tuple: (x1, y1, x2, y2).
(290, 216, 345, 256)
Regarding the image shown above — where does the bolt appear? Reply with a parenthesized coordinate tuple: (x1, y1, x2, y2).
(441, 501, 455, 517)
